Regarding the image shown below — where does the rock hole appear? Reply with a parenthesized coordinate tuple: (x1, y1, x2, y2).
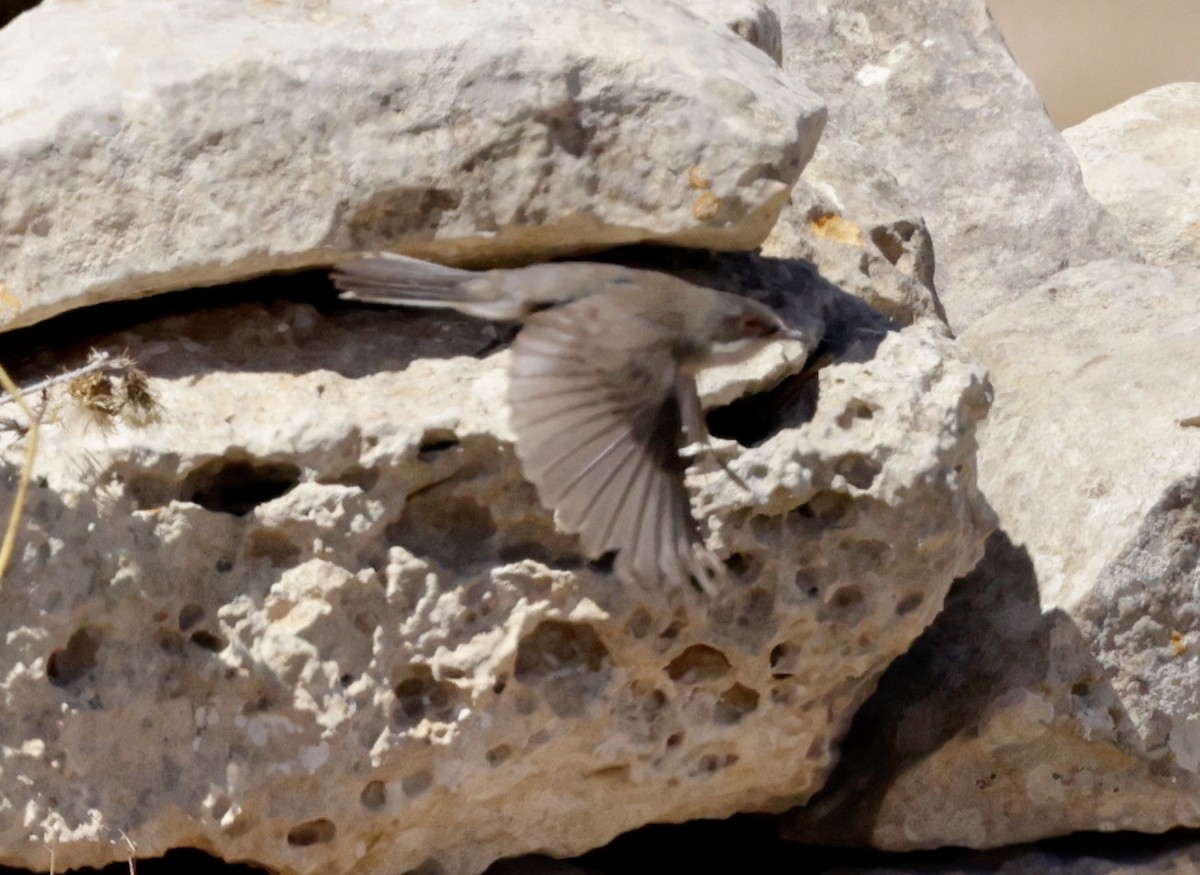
(319, 465, 378, 491)
(387, 497, 497, 567)
(768, 642, 797, 679)
(665, 645, 731, 683)
(514, 621, 612, 717)
(393, 666, 458, 728)
(155, 629, 185, 655)
(706, 365, 822, 447)
(401, 770, 433, 797)
(182, 458, 301, 516)
(586, 764, 631, 782)
(286, 818, 336, 847)
(834, 454, 881, 489)
(724, 553, 754, 576)
(190, 630, 225, 652)
(493, 676, 507, 695)
(818, 583, 868, 626)
(794, 569, 820, 597)
(837, 398, 876, 428)
(178, 603, 205, 631)
(417, 429, 460, 462)
(245, 529, 302, 566)
(666, 732, 684, 748)
(895, 591, 925, 616)
(843, 538, 891, 563)
(797, 490, 852, 521)
(486, 745, 512, 766)
(692, 752, 739, 776)
(870, 221, 920, 270)
(624, 608, 653, 639)
(658, 618, 686, 641)
(714, 683, 760, 725)
(47, 627, 101, 687)
(712, 586, 775, 639)
(360, 780, 387, 810)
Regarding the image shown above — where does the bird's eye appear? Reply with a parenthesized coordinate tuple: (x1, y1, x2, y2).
(739, 313, 778, 337)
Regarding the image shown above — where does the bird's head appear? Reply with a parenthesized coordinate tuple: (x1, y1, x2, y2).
(705, 296, 805, 353)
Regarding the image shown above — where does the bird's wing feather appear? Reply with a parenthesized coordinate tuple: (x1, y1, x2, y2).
(509, 294, 709, 589)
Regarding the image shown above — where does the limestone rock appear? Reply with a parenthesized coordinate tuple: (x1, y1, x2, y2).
(762, 138, 946, 328)
(0, 0, 825, 333)
(1064, 82, 1200, 267)
(769, 0, 1136, 330)
(0, 260, 992, 874)
(783, 260, 1200, 850)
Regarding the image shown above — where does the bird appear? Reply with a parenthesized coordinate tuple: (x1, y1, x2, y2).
(331, 252, 805, 593)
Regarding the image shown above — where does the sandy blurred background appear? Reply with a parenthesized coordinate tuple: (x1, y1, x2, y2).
(987, 0, 1200, 127)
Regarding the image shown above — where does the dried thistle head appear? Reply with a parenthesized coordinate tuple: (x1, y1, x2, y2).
(68, 372, 125, 420)
(121, 366, 161, 425)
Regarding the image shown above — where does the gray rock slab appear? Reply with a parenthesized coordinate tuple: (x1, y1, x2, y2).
(770, 0, 1137, 330)
(784, 260, 1200, 850)
(1064, 82, 1200, 267)
(0, 259, 991, 874)
(0, 0, 825, 333)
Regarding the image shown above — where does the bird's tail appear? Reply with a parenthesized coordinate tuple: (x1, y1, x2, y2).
(333, 252, 531, 321)
(331, 253, 475, 303)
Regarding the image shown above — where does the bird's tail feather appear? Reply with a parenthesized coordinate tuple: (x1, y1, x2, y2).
(331, 253, 476, 305)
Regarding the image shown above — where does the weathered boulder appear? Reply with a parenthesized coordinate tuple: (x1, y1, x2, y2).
(0, 0, 824, 332)
(783, 260, 1200, 849)
(1064, 82, 1200, 268)
(768, 0, 1136, 330)
(0, 258, 992, 873)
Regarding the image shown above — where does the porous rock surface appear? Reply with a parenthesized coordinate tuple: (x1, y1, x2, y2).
(0, 0, 825, 332)
(1064, 82, 1200, 268)
(783, 260, 1200, 849)
(0, 261, 992, 874)
(768, 0, 1136, 330)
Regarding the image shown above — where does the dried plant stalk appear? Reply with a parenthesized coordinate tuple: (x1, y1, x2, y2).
(0, 362, 41, 585)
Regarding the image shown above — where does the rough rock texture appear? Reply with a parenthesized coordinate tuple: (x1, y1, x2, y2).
(1064, 82, 1200, 268)
(769, 0, 1137, 330)
(783, 260, 1200, 849)
(0, 0, 825, 333)
(0, 260, 992, 875)
(762, 139, 945, 328)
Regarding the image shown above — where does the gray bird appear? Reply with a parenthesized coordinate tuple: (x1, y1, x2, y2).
(332, 253, 803, 593)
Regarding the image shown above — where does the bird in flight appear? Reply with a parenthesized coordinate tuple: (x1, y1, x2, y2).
(332, 253, 804, 593)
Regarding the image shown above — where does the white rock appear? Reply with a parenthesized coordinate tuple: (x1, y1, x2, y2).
(768, 0, 1137, 331)
(0, 268, 991, 873)
(1064, 82, 1200, 268)
(783, 260, 1200, 850)
(0, 0, 825, 332)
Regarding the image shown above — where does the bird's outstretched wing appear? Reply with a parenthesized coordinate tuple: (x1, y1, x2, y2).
(508, 292, 716, 592)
